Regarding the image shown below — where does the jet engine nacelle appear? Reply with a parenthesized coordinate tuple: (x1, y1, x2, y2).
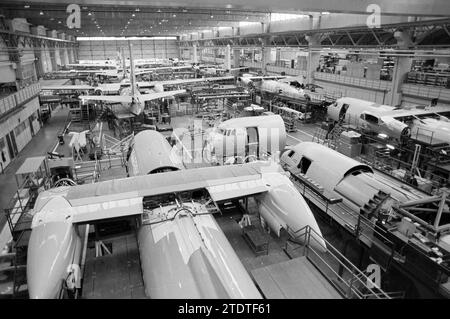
(238, 76, 254, 88)
(205, 115, 286, 162)
(381, 116, 411, 140)
(260, 80, 305, 100)
(27, 196, 82, 299)
(256, 172, 327, 253)
(358, 112, 410, 140)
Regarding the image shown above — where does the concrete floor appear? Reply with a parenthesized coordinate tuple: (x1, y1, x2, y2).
(0, 107, 69, 233)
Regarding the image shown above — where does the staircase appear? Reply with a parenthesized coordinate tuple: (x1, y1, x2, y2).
(312, 124, 345, 149)
(359, 190, 390, 219)
(312, 127, 328, 144)
(0, 246, 28, 298)
(428, 143, 450, 165)
(328, 125, 346, 149)
(375, 147, 391, 159)
(102, 133, 133, 156)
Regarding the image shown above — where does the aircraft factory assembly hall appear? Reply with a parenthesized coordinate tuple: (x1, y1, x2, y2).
(0, 0, 450, 305)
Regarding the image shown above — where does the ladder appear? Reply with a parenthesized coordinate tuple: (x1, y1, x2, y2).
(359, 190, 390, 219)
(312, 127, 328, 144)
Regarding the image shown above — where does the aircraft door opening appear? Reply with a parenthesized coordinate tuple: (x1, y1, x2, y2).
(338, 103, 349, 123)
(6, 131, 18, 160)
(245, 127, 259, 160)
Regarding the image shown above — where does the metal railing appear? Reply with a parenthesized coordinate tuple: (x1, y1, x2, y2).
(286, 225, 393, 299)
(405, 71, 450, 89)
(287, 171, 397, 271)
(313, 72, 392, 90)
(326, 123, 449, 194)
(3, 174, 50, 236)
(410, 126, 436, 145)
(0, 83, 41, 119)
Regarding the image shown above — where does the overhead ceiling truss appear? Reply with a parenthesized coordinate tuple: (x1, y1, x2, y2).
(179, 18, 450, 49)
(0, 29, 78, 59)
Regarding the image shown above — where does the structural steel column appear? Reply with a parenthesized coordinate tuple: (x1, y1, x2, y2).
(233, 48, 240, 68)
(193, 44, 198, 63)
(388, 31, 414, 106)
(261, 45, 271, 75)
(306, 34, 321, 83)
(225, 44, 231, 70)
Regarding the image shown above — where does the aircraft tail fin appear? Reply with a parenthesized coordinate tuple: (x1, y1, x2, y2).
(128, 40, 136, 96)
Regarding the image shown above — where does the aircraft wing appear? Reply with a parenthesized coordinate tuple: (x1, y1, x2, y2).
(143, 76, 233, 87)
(135, 65, 192, 75)
(79, 95, 133, 104)
(33, 162, 277, 225)
(136, 81, 155, 88)
(135, 69, 155, 76)
(147, 78, 204, 86)
(41, 85, 94, 91)
(244, 75, 287, 81)
(96, 83, 121, 92)
(139, 89, 186, 102)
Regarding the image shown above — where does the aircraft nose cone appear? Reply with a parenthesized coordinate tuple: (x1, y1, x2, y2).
(27, 222, 74, 299)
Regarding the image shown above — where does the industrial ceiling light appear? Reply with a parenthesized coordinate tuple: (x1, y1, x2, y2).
(132, 13, 135, 17)
(88, 12, 92, 16)
(24, 5, 30, 8)
(39, 11, 44, 15)
(211, 15, 214, 18)
(173, 14, 176, 17)
(135, 8, 140, 11)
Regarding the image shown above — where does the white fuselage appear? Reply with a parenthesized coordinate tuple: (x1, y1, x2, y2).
(204, 115, 286, 162)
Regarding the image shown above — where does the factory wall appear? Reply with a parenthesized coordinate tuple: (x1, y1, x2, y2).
(314, 80, 389, 104)
(401, 84, 450, 107)
(313, 72, 392, 104)
(78, 39, 179, 60)
(239, 23, 264, 35)
(0, 96, 41, 170)
(0, 38, 17, 84)
(237, 15, 437, 36)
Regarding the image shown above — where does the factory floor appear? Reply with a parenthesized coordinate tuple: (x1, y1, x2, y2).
(0, 107, 70, 236)
(214, 198, 344, 299)
(82, 233, 146, 299)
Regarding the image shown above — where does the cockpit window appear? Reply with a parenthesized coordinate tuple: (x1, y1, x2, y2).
(297, 157, 312, 174)
(287, 150, 295, 158)
(364, 114, 379, 124)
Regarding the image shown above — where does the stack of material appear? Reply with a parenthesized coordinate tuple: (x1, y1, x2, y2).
(296, 56, 308, 71)
(365, 63, 382, 80)
(337, 131, 362, 158)
(364, 143, 388, 158)
(347, 62, 365, 78)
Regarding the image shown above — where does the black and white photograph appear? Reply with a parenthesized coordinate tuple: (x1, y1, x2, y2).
(0, 0, 449, 307)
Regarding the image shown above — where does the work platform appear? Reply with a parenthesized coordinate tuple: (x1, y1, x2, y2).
(82, 233, 146, 299)
(252, 256, 342, 299)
